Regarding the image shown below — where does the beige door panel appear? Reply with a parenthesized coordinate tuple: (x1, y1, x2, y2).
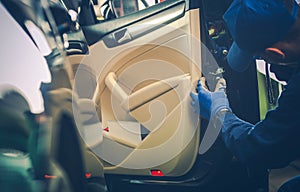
(100, 71, 199, 176)
(67, 10, 201, 91)
(67, 9, 201, 176)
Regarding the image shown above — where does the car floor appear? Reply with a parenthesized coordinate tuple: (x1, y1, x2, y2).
(269, 159, 300, 192)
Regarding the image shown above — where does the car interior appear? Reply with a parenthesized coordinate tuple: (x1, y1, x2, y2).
(2, 0, 291, 192)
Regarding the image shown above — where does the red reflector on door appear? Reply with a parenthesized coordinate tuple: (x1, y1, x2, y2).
(104, 127, 109, 132)
(44, 174, 57, 179)
(86, 173, 92, 178)
(151, 170, 164, 176)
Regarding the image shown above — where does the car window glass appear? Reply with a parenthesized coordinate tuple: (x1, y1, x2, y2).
(96, 0, 167, 20)
(114, 0, 156, 17)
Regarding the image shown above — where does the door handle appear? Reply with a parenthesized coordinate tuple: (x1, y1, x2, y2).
(105, 72, 190, 111)
(114, 28, 132, 44)
(105, 72, 128, 103)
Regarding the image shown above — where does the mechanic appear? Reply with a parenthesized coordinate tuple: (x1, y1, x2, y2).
(190, 0, 300, 191)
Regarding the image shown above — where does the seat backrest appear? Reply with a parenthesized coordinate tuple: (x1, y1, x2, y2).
(27, 112, 73, 192)
(0, 89, 30, 153)
(43, 88, 88, 192)
(0, 90, 35, 192)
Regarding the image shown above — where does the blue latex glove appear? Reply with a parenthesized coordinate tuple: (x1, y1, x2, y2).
(190, 78, 231, 120)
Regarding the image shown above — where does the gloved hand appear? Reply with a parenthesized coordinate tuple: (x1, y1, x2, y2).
(190, 77, 231, 120)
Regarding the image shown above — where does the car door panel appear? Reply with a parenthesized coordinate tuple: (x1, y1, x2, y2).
(68, 1, 201, 177)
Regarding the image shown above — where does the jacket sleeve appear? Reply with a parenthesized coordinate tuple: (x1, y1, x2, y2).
(220, 72, 300, 169)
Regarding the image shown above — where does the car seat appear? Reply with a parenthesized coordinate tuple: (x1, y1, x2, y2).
(0, 87, 72, 192)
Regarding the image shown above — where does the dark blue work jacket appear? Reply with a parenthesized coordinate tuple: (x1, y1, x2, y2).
(220, 67, 300, 169)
